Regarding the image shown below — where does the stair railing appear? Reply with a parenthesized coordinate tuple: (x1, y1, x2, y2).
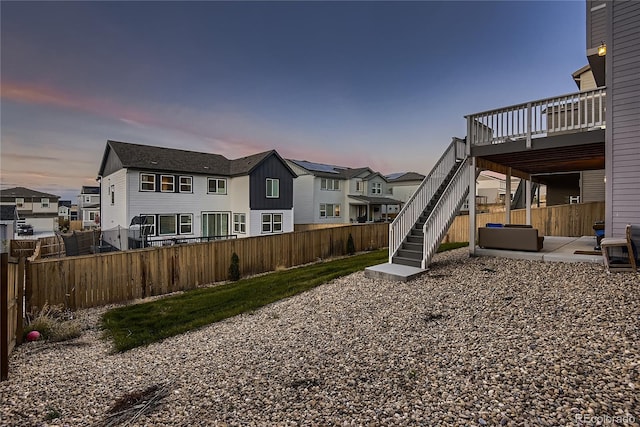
(421, 157, 470, 268)
(389, 137, 466, 262)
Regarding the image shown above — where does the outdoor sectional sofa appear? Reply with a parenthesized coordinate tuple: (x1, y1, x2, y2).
(478, 224, 544, 252)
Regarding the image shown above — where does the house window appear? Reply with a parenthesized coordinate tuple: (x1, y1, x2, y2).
(161, 175, 175, 192)
(140, 173, 156, 191)
(88, 211, 97, 221)
(110, 185, 115, 205)
(208, 178, 227, 194)
(41, 198, 49, 208)
(266, 178, 280, 198)
(15, 198, 23, 208)
(84, 196, 91, 203)
(262, 213, 283, 233)
(158, 214, 177, 235)
(179, 214, 193, 234)
(321, 178, 340, 191)
(233, 213, 246, 233)
(139, 215, 156, 236)
(356, 181, 364, 192)
(179, 176, 192, 193)
(320, 204, 341, 218)
(371, 182, 382, 195)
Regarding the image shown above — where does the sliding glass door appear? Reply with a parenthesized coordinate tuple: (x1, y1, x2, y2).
(202, 212, 229, 238)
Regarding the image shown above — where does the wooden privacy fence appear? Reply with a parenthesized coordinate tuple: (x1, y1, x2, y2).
(1, 254, 24, 381)
(26, 223, 388, 311)
(444, 201, 605, 243)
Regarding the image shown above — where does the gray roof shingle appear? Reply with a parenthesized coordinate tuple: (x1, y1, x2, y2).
(0, 187, 60, 200)
(100, 141, 294, 178)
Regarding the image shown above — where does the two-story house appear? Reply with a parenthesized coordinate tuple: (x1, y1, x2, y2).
(97, 140, 296, 250)
(77, 186, 100, 229)
(286, 160, 402, 224)
(0, 187, 60, 233)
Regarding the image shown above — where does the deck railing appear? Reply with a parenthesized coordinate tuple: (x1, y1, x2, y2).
(421, 157, 470, 268)
(466, 87, 606, 147)
(389, 137, 466, 262)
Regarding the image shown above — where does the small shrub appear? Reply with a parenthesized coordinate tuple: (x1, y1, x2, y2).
(23, 303, 82, 342)
(346, 233, 356, 255)
(228, 252, 240, 281)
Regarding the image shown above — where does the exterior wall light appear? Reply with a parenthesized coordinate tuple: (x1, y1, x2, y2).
(598, 42, 607, 56)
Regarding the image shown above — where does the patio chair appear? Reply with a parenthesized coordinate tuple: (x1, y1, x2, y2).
(600, 224, 638, 273)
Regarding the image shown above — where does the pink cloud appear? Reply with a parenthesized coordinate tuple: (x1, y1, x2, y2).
(1, 81, 269, 156)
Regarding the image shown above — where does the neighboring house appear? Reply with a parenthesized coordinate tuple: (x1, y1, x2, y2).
(77, 186, 100, 229)
(386, 172, 425, 205)
(58, 200, 72, 221)
(0, 205, 19, 252)
(0, 187, 60, 233)
(476, 171, 521, 205)
(286, 160, 402, 224)
(97, 140, 296, 250)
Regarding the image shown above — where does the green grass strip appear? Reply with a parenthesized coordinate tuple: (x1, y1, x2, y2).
(102, 243, 468, 352)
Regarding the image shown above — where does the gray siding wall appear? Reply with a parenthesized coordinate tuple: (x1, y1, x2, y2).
(587, 1, 607, 49)
(606, 1, 640, 235)
(249, 154, 294, 210)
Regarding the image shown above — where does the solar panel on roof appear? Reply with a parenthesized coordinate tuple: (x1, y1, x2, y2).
(292, 160, 341, 174)
(386, 172, 405, 180)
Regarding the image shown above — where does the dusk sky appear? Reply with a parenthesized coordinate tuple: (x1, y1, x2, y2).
(1, 1, 587, 201)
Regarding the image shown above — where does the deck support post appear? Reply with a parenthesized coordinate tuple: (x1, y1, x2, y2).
(525, 178, 532, 225)
(505, 168, 512, 224)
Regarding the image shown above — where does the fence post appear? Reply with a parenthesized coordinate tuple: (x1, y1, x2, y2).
(1, 253, 8, 381)
(24, 258, 33, 315)
(16, 257, 24, 345)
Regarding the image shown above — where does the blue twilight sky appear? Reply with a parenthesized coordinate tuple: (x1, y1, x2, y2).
(1, 1, 587, 201)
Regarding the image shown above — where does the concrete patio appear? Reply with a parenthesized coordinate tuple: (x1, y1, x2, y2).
(366, 235, 604, 281)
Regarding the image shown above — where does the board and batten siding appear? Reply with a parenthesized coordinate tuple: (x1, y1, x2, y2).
(606, 0, 640, 236)
(249, 155, 294, 210)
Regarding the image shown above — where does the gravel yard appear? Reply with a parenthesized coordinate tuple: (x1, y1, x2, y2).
(1, 249, 638, 426)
